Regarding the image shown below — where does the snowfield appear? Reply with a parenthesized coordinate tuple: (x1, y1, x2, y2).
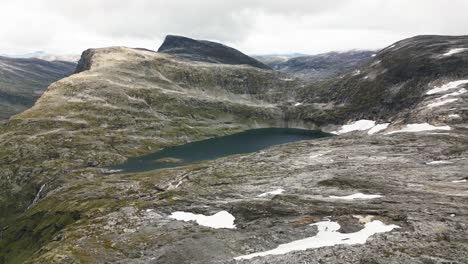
(235, 220, 399, 260)
(332, 120, 376, 134)
(169, 211, 236, 229)
(386, 123, 451, 134)
(368, 123, 390, 135)
(332, 120, 391, 135)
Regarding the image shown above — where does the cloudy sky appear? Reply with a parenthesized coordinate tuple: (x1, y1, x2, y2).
(1, 0, 467, 56)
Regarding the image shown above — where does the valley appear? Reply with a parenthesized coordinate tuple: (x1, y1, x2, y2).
(0, 35, 467, 263)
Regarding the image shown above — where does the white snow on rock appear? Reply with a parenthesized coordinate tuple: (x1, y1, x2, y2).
(426, 160, 453, 165)
(368, 123, 390, 135)
(352, 70, 361, 76)
(440, 88, 467, 98)
(169, 210, 236, 229)
(452, 179, 467, 183)
(329, 193, 382, 200)
(427, 98, 458, 108)
(332, 120, 376, 135)
(294, 102, 303, 106)
(258, 189, 285, 197)
(234, 220, 399, 260)
(371, 54, 377, 57)
(385, 123, 451, 134)
(426, 80, 468, 95)
(448, 114, 461, 119)
(443, 48, 468, 56)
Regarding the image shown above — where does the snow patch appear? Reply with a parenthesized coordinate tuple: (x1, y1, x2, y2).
(371, 54, 376, 57)
(234, 220, 399, 260)
(448, 114, 461, 119)
(427, 98, 458, 108)
(426, 80, 468, 95)
(385, 123, 451, 134)
(329, 193, 382, 200)
(426, 160, 452, 165)
(332, 120, 376, 135)
(368, 123, 390, 135)
(258, 189, 285, 197)
(443, 48, 468, 56)
(294, 102, 303, 106)
(169, 211, 236, 229)
(440, 88, 467, 99)
(452, 179, 466, 183)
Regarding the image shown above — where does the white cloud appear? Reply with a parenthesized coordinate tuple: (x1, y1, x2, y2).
(1, 0, 468, 55)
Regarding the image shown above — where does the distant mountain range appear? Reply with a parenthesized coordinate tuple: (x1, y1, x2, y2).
(255, 50, 375, 80)
(1, 51, 80, 62)
(0, 56, 76, 119)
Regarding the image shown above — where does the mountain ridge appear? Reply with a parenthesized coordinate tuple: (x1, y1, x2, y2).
(0, 56, 76, 119)
(158, 35, 271, 70)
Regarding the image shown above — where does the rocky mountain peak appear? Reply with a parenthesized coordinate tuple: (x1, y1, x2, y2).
(75, 48, 97, 73)
(157, 35, 271, 70)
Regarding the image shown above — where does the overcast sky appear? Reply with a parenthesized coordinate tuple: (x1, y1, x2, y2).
(1, 0, 467, 56)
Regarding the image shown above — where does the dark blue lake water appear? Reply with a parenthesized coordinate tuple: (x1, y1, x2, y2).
(113, 128, 331, 173)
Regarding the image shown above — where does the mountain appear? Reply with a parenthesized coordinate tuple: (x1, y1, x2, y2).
(326, 35, 468, 123)
(0, 56, 77, 119)
(0, 35, 467, 263)
(158, 35, 271, 69)
(33, 54, 80, 62)
(0, 51, 47, 58)
(256, 50, 374, 80)
(1, 51, 80, 62)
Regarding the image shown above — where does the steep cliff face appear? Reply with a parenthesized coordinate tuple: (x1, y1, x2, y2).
(0, 56, 76, 119)
(158, 35, 271, 70)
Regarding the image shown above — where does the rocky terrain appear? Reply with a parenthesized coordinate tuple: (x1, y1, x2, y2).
(255, 51, 374, 80)
(0, 35, 467, 263)
(0, 56, 76, 119)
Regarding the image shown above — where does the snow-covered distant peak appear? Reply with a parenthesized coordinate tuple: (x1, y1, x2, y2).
(34, 54, 80, 62)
